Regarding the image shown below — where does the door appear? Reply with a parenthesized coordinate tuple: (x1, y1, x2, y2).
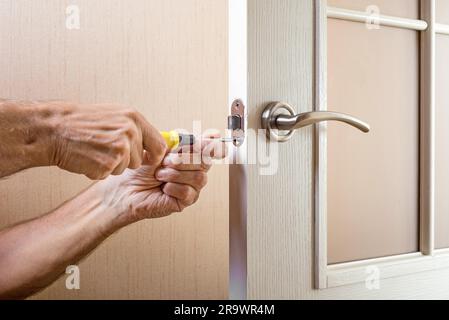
(232, 0, 449, 299)
(0, 0, 229, 299)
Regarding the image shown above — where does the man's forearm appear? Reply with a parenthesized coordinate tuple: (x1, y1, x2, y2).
(0, 183, 125, 299)
(0, 99, 55, 178)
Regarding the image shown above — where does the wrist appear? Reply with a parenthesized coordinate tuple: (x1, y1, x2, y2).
(27, 102, 62, 167)
(2, 101, 58, 168)
(0, 100, 53, 170)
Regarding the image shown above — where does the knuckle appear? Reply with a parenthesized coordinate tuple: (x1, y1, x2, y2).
(113, 140, 129, 156)
(191, 194, 200, 205)
(194, 172, 207, 188)
(91, 170, 109, 180)
(186, 192, 199, 206)
(85, 172, 99, 180)
(101, 159, 117, 173)
(123, 107, 138, 119)
(129, 127, 139, 140)
(181, 187, 192, 201)
(123, 121, 139, 140)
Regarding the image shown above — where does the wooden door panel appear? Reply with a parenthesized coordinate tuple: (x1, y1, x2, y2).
(0, 0, 228, 299)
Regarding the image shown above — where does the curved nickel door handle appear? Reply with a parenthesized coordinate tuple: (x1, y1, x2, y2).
(261, 101, 370, 142)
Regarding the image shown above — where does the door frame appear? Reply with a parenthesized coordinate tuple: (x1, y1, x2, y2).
(230, 0, 449, 299)
(228, 0, 248, 300)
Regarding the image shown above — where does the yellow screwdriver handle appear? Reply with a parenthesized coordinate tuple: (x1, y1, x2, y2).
(160, 131, 180, 149)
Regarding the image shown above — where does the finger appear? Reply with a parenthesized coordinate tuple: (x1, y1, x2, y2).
(177, 131, 221, 154)
(202, 131, 228, 160)
(163, 153, 211, 172)
(129, 130, 143, 169)
(203, 131, 221, 139)
(164, 144, 225, 170)
(176, 132, 226, 160)
(136, 114, 167, 165)
(137, 194, 181, 218)
(156, 168, 207, 191)
(201, 131, 221, 149)
(162, 183, 198, 206)
(202, 140, 227, 160)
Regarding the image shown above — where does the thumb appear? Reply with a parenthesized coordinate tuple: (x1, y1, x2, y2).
(142, 149, 169, 166)
(138, 116, 167, 165)
(141, 142, 171, 166)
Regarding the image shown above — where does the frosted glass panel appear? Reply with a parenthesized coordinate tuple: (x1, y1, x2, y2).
(327, 19, 420, 264)
(436, 0, 449, 25)
(435, 35, 449, 249)
(328, 0, 419, 20)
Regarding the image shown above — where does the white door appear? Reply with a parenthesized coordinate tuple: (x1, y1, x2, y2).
(230, 0, 449, 299)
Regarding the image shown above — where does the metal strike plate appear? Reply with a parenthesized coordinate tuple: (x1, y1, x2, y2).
(228, 99, 245, 147)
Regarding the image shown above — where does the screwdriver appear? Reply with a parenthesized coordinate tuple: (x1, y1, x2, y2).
(160, 131, 236, 149)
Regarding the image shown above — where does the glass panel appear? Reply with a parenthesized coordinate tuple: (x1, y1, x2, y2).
(435, 35, 449, 249)
(328, 0, 420, 20)
(436, 0, 449, 25)
(327, 19, 420, 264)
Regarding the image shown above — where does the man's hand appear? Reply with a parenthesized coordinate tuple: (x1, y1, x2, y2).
(93, 133, 226, 230)
(0, 133, 226, 299)
(0, 100, 166, 179)
(46, 102, 167, 180)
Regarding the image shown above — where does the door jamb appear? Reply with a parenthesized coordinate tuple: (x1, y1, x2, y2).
(228, 0, 248, 300)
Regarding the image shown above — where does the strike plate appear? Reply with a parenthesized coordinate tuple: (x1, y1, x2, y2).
(228, 99, 245, 147)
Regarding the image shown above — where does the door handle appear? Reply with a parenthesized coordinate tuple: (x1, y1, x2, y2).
(261, 102, 370, 142)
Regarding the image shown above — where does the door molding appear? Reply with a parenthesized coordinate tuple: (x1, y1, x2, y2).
(314, 0, 329, 290)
